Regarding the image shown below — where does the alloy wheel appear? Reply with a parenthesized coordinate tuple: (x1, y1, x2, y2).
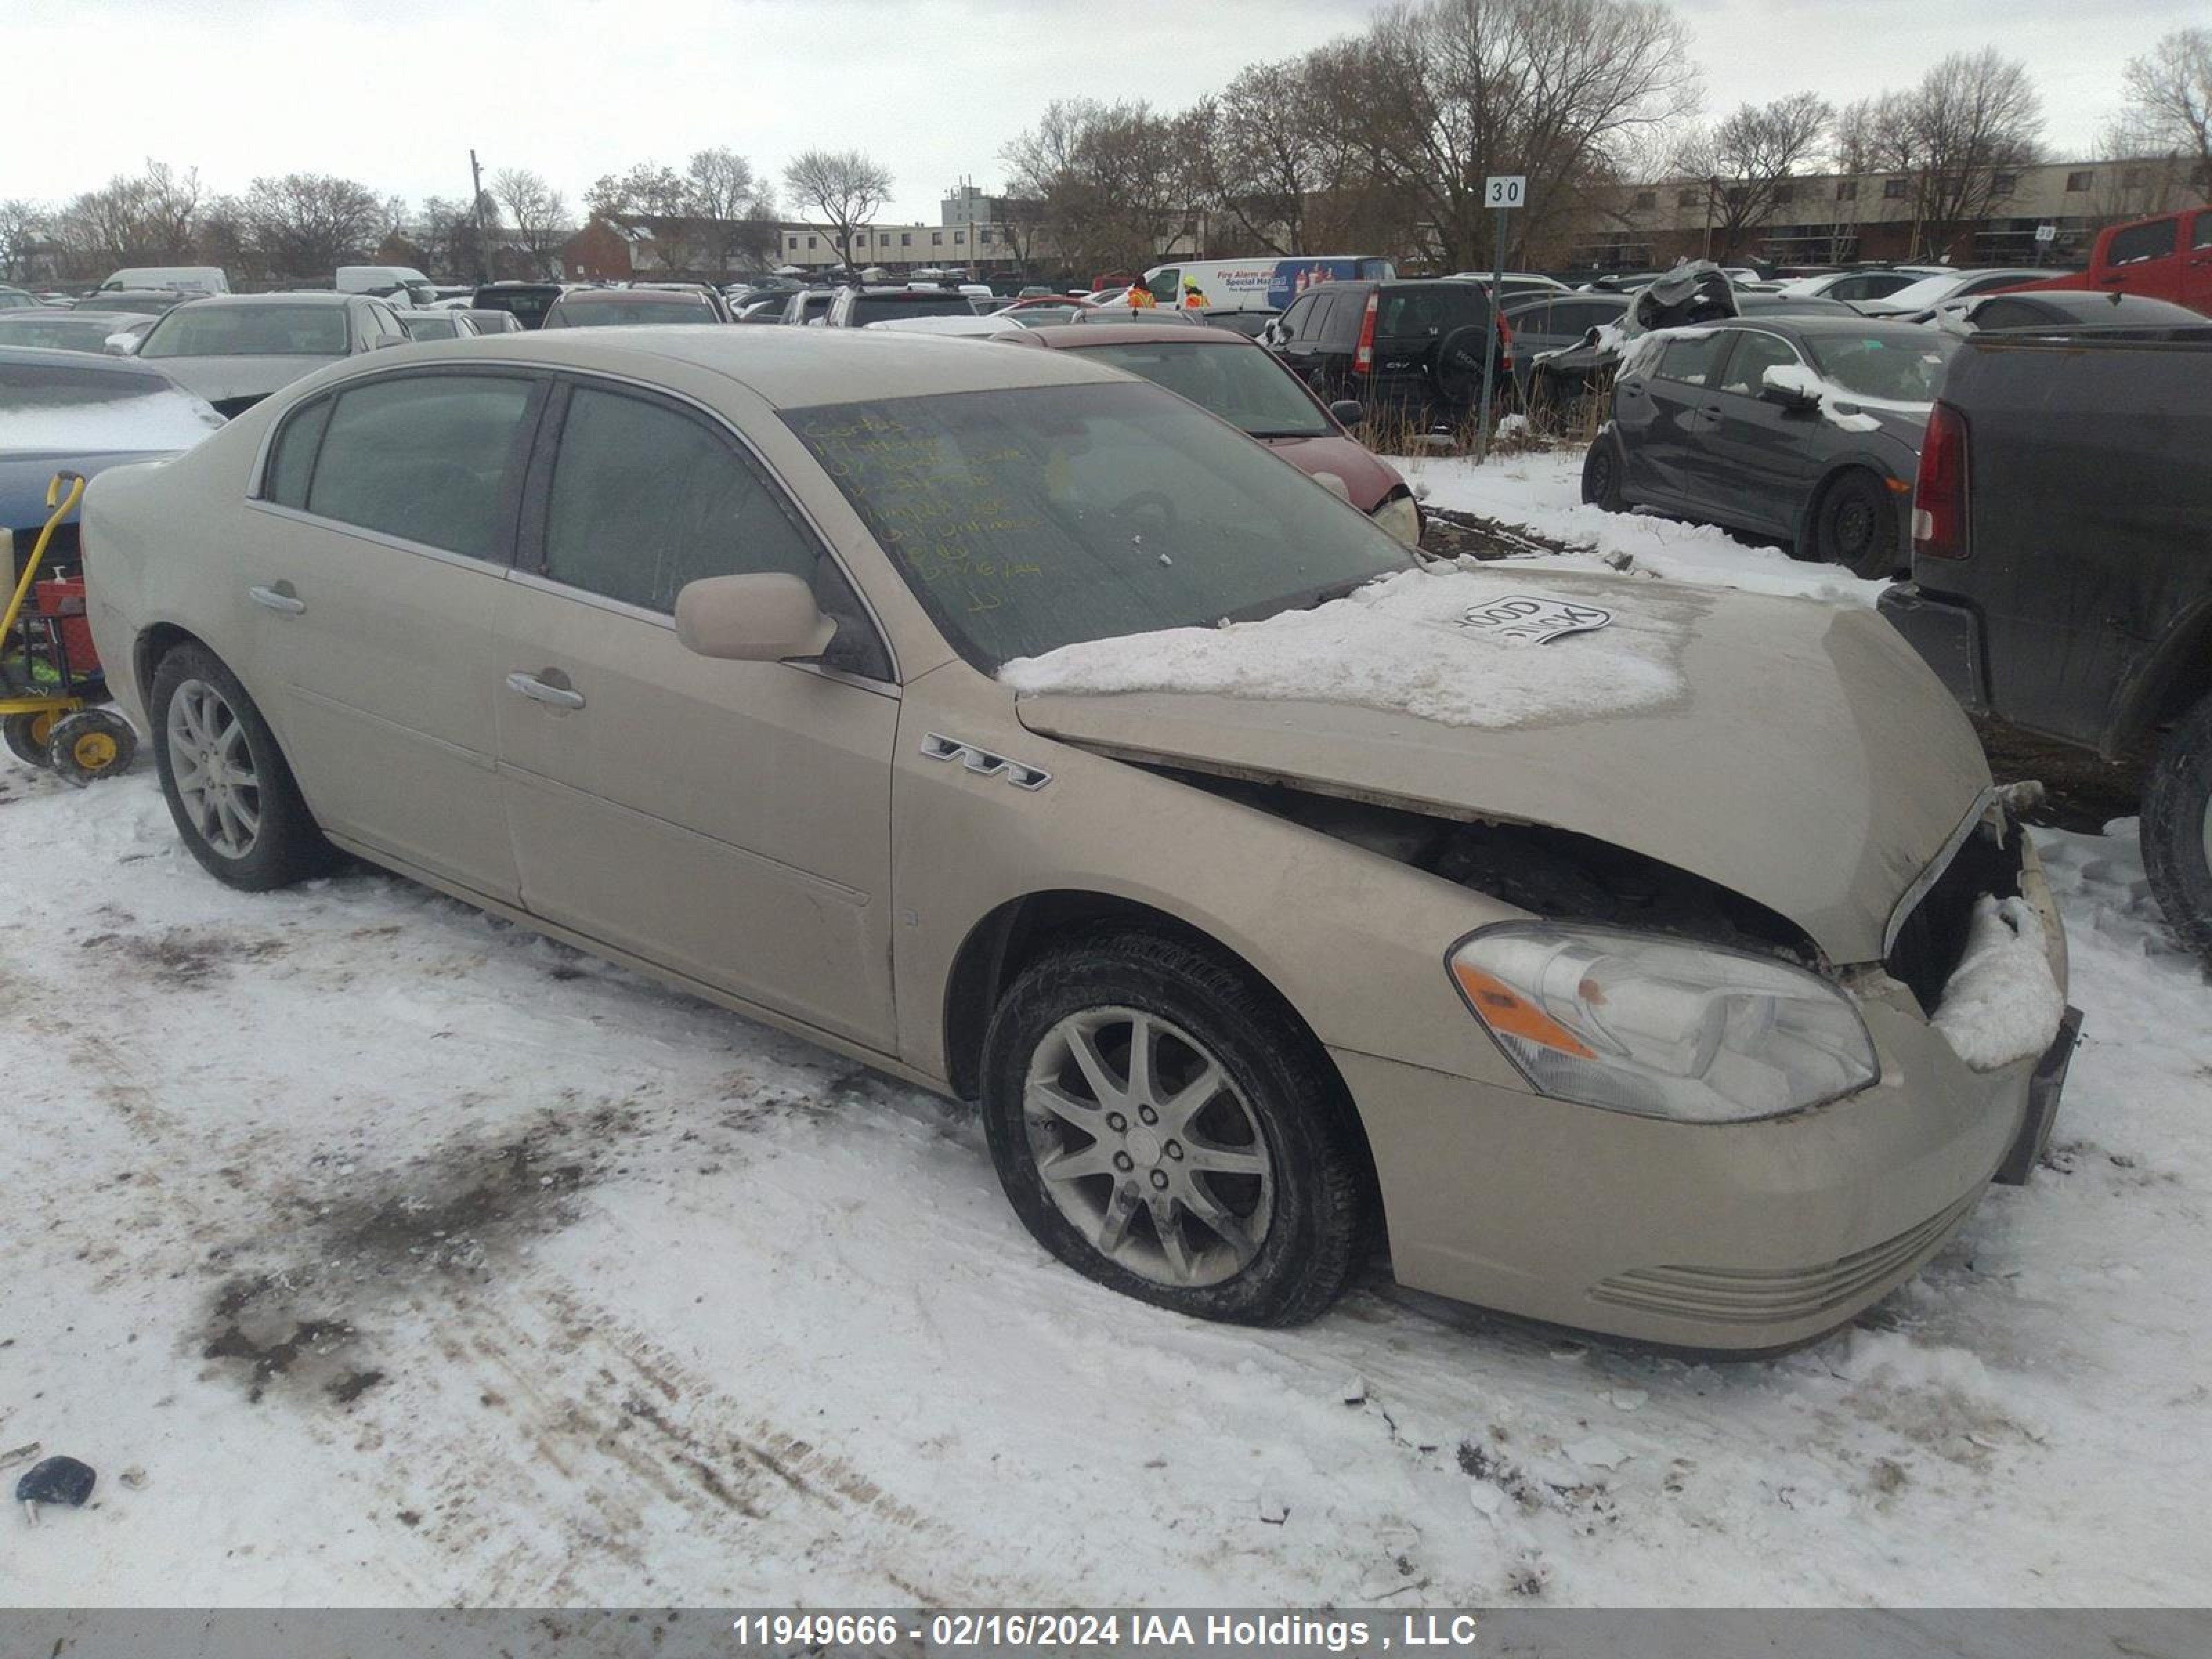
(167, 678, 261, 859)
(1023, 1006, 1275, 1288)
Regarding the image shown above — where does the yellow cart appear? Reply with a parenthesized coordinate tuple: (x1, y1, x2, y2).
(2, 472, 138, 785)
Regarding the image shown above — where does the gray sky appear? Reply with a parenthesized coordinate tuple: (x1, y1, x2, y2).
(10, 0, 2202, 225)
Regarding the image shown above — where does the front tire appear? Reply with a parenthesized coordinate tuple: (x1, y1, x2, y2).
(980, 930, 1370, 1326)
(1815, 469, 1902, 579)
(2142, 692, 2212, 962)
(150, 643, 333, 890)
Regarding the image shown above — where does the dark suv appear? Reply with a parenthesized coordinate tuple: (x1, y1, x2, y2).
(1262, 279, 1511, 420)
(470, 281, 567, 330)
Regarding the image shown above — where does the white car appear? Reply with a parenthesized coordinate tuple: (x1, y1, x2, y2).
(1854, 269, 2051, 318)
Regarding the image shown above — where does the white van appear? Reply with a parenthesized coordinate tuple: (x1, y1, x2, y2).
(1140, 254, 1395, 314)
(97, 265, 230, 295)
(337, 265, 436, 306)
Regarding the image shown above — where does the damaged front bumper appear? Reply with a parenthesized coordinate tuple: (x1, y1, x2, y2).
(1337, 850, 2078, 1354)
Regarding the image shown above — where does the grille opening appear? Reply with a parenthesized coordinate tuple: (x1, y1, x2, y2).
(1886, 823, 2025, 1014)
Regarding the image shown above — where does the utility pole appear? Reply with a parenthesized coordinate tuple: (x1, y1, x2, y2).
(469, 149, 487, 285)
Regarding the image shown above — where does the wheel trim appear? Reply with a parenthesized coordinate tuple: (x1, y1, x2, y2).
(167, 679, 262, 859)
(1023, 1006, 1275, 1290)
(71, 731, 118, 770)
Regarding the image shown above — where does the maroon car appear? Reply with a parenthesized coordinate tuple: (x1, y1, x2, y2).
(1002, 324, 1423, 547)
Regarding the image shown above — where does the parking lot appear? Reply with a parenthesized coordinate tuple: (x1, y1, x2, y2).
(3, 451, 2207, 1607)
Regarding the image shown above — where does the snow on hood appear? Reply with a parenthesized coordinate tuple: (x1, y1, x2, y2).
(0, 391, 223, 457)
(1933, 895, 2066, 1070)
(999, 565, 1684, 730)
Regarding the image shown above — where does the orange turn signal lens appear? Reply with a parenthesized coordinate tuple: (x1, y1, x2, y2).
(1451, 962, 1596, 1059)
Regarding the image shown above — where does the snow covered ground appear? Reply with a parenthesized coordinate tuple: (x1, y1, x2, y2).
(4, 450, 2211, 1609)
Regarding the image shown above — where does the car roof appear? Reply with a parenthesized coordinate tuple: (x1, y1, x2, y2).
(1011, 324, 1248, 350)
(1709, 315, 1942, 340)
(0, 342, 177, 379)
(554, 287, 709, 303)
(171, 291, 355, 308)
(317, 326, 1125, 408)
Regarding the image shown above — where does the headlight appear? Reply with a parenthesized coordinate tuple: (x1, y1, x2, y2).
(1371, 491, 1423, 547)
(1447, 924, 1879, 1123)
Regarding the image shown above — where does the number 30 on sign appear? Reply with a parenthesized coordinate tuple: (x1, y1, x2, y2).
(1485, 176, 1526, 208)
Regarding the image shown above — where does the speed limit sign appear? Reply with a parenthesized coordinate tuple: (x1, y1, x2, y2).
(1485, 175, 1526, 208)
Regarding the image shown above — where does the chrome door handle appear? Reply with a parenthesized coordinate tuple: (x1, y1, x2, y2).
(505, 671, 585, 710)
(248, 585, 305, 615)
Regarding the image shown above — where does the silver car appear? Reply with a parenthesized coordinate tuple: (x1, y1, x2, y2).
(82, 329, 2078, 1351)
(135, 291, 411, 416)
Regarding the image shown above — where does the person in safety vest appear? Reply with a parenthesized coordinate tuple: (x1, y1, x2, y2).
(1182, 279, 1208, 309)
(1127, 276, 1157, 309)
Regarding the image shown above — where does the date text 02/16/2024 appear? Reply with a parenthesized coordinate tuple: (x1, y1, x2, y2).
(728, 1613, 1486, 1651)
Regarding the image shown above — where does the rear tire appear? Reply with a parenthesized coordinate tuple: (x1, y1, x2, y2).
(150, 643, 334, 890)
(1581, 434, 1627, 512)
(1814, 469, 1902, 579)
(979, 929, 1371, 1327)
(2141, 692, 2212, 962)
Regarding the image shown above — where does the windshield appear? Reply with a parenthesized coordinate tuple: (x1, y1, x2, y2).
(1376, 284, 1490, 338)
(0, 359, 224, 453)
(1074, 340, 1330, 438)
(142, 303, 348, 358)
(1804, 331, 1957, 402)
(543, 297, 709, 327)
(785, 381, 1412, 671)
(850, 294, 974, 324)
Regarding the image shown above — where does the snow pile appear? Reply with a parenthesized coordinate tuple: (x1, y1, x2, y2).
(1000, 565, 1683, 729)
(0, 390, 222, 455)
(1933, 894, 2067, 1070)
(1399, 449, 1890, 606)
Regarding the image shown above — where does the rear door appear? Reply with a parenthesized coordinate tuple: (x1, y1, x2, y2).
(492, 375, 900, 1047)
(1696, 329, 1819, 533)
(241, 368, 546, 901)
(1614, 330, 1730, 503)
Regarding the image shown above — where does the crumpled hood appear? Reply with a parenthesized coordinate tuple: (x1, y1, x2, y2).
(144, 354, 337, 407)
(1011, 568, 1989, 964)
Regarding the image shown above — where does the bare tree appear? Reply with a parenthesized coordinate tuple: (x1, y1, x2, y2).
(686, 147, 778, 273)
(241, 173, 386, 278)
(1671, 92, 1831, 259)
(0, 198, 46, 281)
(1847, 51, 2042, 260)
(1196, 60, 1340, 255)
(2123, 28, 2212, 203)
(491, 167, 570, 277)
(1002, 99, 1190, 278)
(781, 149, 892, 270)
(1345, 0, 1700, 272)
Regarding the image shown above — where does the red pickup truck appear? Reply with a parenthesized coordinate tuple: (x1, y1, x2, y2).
(2005, 205, 2212, 315)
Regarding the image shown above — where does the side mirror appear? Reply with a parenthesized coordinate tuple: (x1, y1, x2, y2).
(1329, 398, 1365, 427)
(104, 334, 142, 355)
(675, 572, 837, 662)
(1759, 365, 1820, 413)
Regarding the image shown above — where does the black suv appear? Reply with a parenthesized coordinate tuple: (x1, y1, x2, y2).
(1262, 279, 1510, 420)
(470, 281, 567, 330)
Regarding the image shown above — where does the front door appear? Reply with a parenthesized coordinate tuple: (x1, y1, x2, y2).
(493, 378, 899, 1048)
(1696, 330, 1819, 535)
(238, 368, 545, 902)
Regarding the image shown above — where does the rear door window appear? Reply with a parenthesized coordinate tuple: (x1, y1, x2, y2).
(263, 396, 333, 507)
(1653, 332, 1732, 386)
(305, 373, 540, 559)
